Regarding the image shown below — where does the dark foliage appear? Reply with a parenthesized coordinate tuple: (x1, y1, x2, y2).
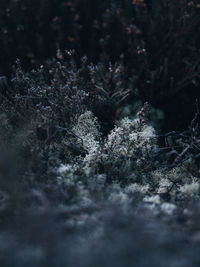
(0, 52, 136, 187)
(1, 0, 200, 131)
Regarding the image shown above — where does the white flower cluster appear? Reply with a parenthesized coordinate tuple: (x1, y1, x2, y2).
(57, 110, 159, 203)
(72, 111, 158, 172)
(57, 110, 200, 215)
(106, 117, 157, 167)
(72, 111, 103, 167)
(72, 111, 100, 153)
(57, 163, 91, 205)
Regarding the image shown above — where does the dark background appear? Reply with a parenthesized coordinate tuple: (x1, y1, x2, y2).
(0, 0, 200, 132)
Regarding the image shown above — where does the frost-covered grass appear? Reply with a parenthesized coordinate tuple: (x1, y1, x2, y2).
(0, 56, 200, 266)
(57, 108, 200, 217)
(0, 58, 200, 265)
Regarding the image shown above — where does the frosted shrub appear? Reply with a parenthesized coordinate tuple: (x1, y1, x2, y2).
(143, 195, 161, 213)
(106, 117, 157, 169)
(125, 183, 149, 195)
(143, 196, 176, 216)
(57, 163, 79, 187)
(58, 109, 200, 210)
(72, 111, 102, 167)
(180, 182, 200, 196)
(72, 111, 100, 153)
(150, 165, 200, 202)
(57, 163, 91, 205)
(71, 110, 158, 182)
(160, 203, 176, 216)
(57, 109, 159, 197)
(57, 109, 200, 213)
(157, 178, 173, 194)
